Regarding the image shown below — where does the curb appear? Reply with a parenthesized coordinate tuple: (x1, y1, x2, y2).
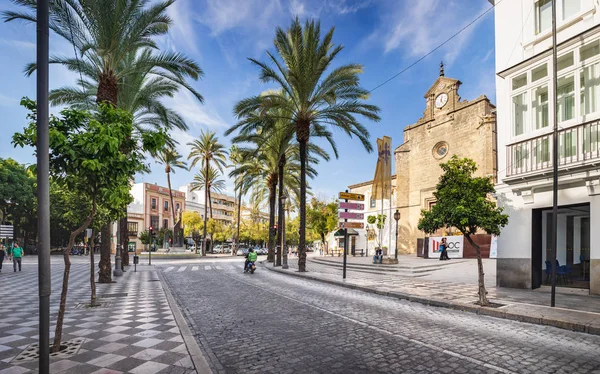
(157, 269, 213, 374)
(261, 262, 600, 337)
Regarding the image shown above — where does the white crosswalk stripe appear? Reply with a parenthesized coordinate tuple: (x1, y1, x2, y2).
(177, 266, 187, 272)
(191, 266, 199, 271)
(164, 267, 175, 272)
(215, 266, 223, 270)
(204, 265, 211, 270)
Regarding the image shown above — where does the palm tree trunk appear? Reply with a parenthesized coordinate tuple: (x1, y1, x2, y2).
(167, 171, 177, 246)
(89, 229, 97, 306)
(203, 159, 208, 256)
(208, 189, 213, 253)
(267, 175, 277, 263)
(297, 122, 309, 272)
(97, 71, 120, 278)
(276, 155, 286, 266)
(465, 234, 489, 306)
(235, 189, 242, 256)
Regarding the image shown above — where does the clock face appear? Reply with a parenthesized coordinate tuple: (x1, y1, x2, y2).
(435, 93, 448, 108)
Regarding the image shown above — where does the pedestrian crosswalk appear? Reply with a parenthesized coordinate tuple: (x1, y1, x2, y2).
(162, 264, 240, 273)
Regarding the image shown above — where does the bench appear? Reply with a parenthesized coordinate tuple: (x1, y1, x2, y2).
(352, 249, 365, 257)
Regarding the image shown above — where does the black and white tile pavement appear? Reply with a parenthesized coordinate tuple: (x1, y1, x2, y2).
(0, 258, 196, 374)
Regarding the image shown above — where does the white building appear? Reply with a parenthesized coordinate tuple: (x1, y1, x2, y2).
(178, 184, 205, 219)
(493, 0, 599, 294)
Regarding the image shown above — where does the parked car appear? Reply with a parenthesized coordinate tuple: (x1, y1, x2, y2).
(237, 247, 249, 256)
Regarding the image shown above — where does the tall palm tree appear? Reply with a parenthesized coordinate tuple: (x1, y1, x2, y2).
(4, 0, 204, 279)
(156, 147, 187, 245)
(190, 165, 225, 253)
(230, 116, 328, 264)
(229, 145, 242, 255)
(231, 18, 381, 271)
(188, 130, 228, 255)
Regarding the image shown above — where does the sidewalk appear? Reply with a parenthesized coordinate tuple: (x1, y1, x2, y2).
(0, 258, 205, 374)
(264, 255, 600, 336)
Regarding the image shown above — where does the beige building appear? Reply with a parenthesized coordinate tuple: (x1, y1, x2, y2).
(395, 67, 497, 254)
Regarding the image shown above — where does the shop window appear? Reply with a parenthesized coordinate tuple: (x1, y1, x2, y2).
(163, 219, 169, 229)
(536, 0, 552, 34)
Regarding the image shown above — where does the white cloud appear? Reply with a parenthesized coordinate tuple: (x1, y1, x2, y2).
(0, 38, 35, 49)
(165, 89, 229, 131)
(374, 0, 492, 65)
(290, 0, 306, 16)
(198, 0, 283, 36)
(166, 0, 200, 55)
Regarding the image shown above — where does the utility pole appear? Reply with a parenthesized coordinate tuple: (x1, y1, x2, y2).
(36, 0, 51, 372)
(551, 0, 559, 307)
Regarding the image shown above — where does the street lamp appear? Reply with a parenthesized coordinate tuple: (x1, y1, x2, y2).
(393, 209, 400, 260)
(281, 191, 288, 269)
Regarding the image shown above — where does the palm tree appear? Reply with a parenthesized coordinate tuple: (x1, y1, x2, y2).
(231, 18, 381, 271)
(4, 0, 204, 280)
(230, 115, 328, 264)
(188, 130, 228, 255)
(156, 147, 188, 245)
(229, 145, 243, 255)
(190, 166, 226, 253)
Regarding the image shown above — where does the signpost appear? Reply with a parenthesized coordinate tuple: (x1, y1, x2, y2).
(0, 225, 13, 239)
(338, 191, 365, 279)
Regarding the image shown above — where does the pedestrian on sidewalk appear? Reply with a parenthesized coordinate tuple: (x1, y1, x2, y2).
(439, 237, 450, 261)
(0, 243, 5, 273)
(373, 247, 383, 264)
(12, 241, 23, 272)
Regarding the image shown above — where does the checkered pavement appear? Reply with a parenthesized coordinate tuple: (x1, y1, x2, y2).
(0, 258, 196, 374)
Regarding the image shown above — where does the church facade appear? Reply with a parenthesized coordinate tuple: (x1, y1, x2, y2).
(395, 66, 497, 254)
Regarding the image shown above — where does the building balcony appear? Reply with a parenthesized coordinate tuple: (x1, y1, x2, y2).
(505, 120, 600, 183)
(128, 231, 138, 237)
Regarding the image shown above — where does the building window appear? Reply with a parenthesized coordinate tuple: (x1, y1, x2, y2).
(163, 219, 169, 229)
(580, 62, 600, 115)
(150, 215, 159, 230)
(176, 203, 180, 211)
(557, 75, 575, 122)
(534, 137, 551, 164)
(533, 85, 549, 129)
(164, 200, 169, 212)
(151, 198, 157, 210)
(127, 222, 138, 237)
(583, 122, 600, 154)
(513, 143, 529, 169)
(370, 196, 376, 208)
(536, 0, 552, 34)
(512, 92, 528, 136)
(559, 130, 577, 158)
(563, 0, 580, 20)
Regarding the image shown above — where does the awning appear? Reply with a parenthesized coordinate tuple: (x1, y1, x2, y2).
(334, 228, 359, 237)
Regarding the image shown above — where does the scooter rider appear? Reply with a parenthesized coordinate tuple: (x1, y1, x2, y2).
(244, 248, 258, 272)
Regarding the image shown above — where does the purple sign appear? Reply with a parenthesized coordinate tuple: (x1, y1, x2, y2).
(339, 202, 364, 210)
(339, 212, 364, 220)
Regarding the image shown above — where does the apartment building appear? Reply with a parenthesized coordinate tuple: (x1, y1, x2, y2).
(179, 184, 235, 225)
(493, 0, 599, 294)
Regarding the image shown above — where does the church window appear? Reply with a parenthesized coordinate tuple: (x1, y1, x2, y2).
(563, 0, 580, 20)
(533, 85, 549, 129)
(432, 142, 449, 160)
(535, 0, 552, 34)
(512, 92, 528, 136)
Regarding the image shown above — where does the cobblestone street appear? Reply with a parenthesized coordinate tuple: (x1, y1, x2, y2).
(160, 259, 600, 374)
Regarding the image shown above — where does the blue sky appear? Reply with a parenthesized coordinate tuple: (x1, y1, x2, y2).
(0, 0, 496, 204)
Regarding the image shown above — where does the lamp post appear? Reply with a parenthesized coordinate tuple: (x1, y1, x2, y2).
(393, 210, 400, 260)
(281, 191, 288, 269)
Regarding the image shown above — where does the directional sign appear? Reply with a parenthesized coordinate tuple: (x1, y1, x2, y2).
(339, 202, 364, 210)
(339, 212, 364, 220)
(338, 222, 364, 229)
(0, 225, 13, 239)
(339, 192, 365, 201)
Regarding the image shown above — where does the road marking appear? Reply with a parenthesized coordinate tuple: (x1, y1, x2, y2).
(191, 266, 199, 271)
(223, 272, 516, 374)
(215, 266, 223, 270)
(204, 265, 211, 270)
(164, 267, 175, 272)
(177, 266, 187, 272)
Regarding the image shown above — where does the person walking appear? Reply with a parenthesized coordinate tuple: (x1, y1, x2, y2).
(0, 243, 5, 273)
(439, 237, 450, 261)
(12, 242, 23, 272)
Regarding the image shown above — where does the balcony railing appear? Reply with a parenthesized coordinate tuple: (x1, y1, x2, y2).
(127, 231, 138, 237)
(506, 121, 600, 177)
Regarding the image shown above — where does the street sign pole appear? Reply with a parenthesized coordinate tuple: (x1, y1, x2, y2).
(343, 190, 348, 280)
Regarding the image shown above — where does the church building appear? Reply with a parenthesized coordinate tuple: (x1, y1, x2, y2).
(395, 64, 497, 254)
